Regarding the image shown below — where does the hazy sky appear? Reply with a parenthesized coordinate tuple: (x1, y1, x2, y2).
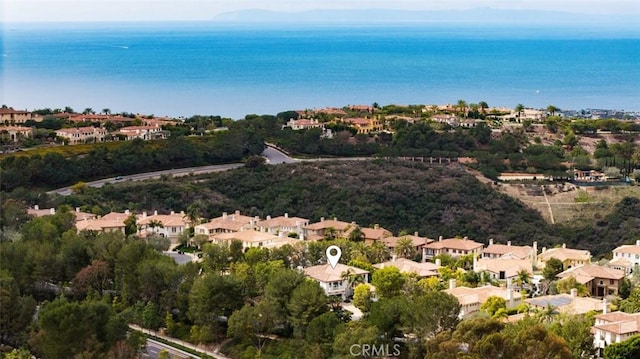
(3, 0, 639, 22)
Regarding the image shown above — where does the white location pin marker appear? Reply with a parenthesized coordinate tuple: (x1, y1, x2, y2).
(326, 245, 342, 269)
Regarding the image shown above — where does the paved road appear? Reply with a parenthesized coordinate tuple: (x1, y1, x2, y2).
(141, 338, 197, 359)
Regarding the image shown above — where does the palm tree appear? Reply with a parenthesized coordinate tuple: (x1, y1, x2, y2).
(348, 226, 365, 242)
(341, 268, 364, 298)
(515, 104, 525, 120)
(147, 219, 164, 236)
(478, 101, 489, 114)
(456, 99, 468, 118)
(515, 269, 531, 290)
(546, 105, 560, 117)
(366, 241, 390, 263)
(83, 107, 95, 115)
(102, 108, 111, 116)
(394, 236, 416, 259)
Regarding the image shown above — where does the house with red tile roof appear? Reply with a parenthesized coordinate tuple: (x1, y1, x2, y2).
(0, 126, 33, 142)
(592, 311, 640, 356)
(75, 211, 130, 234)
(283, 118, 324, 131)
(342, 117, 382, 134)
(360, 224, 393, 245)
(55, 126, 107, 145)
(444, 280, 520, 318)
(302, 217, 356, 241)
(474, 257, 533, 282)
(194, 211, 255, 236)
(373, 258, 440, 278)
(137, 210, 190, 243)
(381, 232, 434, 256)
(537, 244, 592, 270)
(256, 213, 309, 239)
(303, 263, 370, 299)
(423, 236, 484, 260)
(0, 107, 42, 124)
(115, 125, 169, 140)
(210, 230, 296, 250)
(482, 239, 537, 265)
(557, 264, 625, 297)
(609, 240, 640, 275)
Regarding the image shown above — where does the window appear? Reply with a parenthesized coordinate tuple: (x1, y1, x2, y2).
(610, 279, 615, 285)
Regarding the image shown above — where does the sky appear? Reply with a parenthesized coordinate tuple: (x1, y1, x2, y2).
(3, 0, 640, 23)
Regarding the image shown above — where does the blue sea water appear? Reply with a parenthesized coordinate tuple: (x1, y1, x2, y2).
(1, 22, 639, 118)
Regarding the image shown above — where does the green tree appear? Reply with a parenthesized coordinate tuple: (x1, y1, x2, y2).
(287, 280, 328, 338)
(353, 283, 373, 313)
(348, 226, 365, 242)
(556, 276, 589, 296)
(124, 213, 138, 236)
(515, 104, 525, 120)
(481, 295, 507, 317)
(619, 287, 640, 313)
(543, 257, 565, 281)
(549, 314, 596, 358)
(372, 266, 406, 298)
(188, 273, 243, 338)
(332, 321, 381, 359)
(227, 300, 279, 356)
(394, 236, 416, 259)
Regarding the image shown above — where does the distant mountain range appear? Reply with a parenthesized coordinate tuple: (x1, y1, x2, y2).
(212, 8, 637, 27)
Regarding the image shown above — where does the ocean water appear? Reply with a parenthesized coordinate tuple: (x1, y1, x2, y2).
(1, 22, 639, 119)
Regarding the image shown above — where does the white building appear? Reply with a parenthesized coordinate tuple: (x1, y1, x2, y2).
(610, 240, 640, 275)
(303, 263, 370, 299)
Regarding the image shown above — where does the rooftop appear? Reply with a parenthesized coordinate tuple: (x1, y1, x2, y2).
(303, 263, 369, 283)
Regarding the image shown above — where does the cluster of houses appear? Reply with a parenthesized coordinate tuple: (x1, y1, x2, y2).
(0, 107, 172, 145)
(27, 205, 640, 353)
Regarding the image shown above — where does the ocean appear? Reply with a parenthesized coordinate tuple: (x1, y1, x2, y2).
(1, 22, 639, 119)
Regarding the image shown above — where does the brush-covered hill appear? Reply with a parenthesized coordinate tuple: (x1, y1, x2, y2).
(69, 160, 554, 245)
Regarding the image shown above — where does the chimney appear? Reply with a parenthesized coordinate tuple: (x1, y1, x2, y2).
(422, 247, 427, 263)
(266, 215, 271, 221)
(180, 211, 184, 215)
(392, 254, 397, 262)
(374, 224, 379, 229)
(334, 217, 338, 221)
(636, 240, 640, 247)
(235, 210, 240, 216)
(76, 207, 80, 213)
(143, 211, 147, 218)
(439, 236, 443, 242)
(570, 288, 578, 298)
(154, 210, 158, 216)
(489, 238, 494, 246)
(284, 213, 289, 218)
(473, 255, 478, 271)
(542, 247, 547, 253)
(49, 208, 55, 215)
(562, 243, 566, 248)
(223, 212, 228, 219)
(463, 236, 469, 240)
(507, 241, 511, 246)
(435, 258, 442, 266)
(125, 209, 130, 214)
(170, 210, 175, 215)
(320, 217, 325, 222)
(533, 241, 538, 253)
(414, 231, 419, 237)
(449, 279, 456, 290)
(34, 205, 39, 210)
(602, 298, 608, 314)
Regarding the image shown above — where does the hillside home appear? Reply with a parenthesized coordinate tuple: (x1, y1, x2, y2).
(360, 224, 393, 245)
(373, 258, 440, 278)
(303, 263, 370, 299)
(75, 211, 130, 234)
(482, 239, 537, 266)
(381, 232, 434, 259)
(444, 280, 520, 319)
(609, 240, 640, 275)
(592, 311, 640, 357)
(537, 244, 592, 270)
(256, 213, 309, 239)
(283, 118, 324, 130)
(115, 125, 169, 140)
(423, 236, 484, 260)
(210, 230, 295, 250)
(302, 217, 355, 241)
(0, 126, 33, 142)
(342, 117, 382, 134)
(194, 211, 254, 236)
(474, 257, 533, 282)
(0, 107, 42, 124)
(526, 289, 609, 315)
(137, 210, 189, 242)
(557, 264, 625, 297)
(55, 126, 108, 145)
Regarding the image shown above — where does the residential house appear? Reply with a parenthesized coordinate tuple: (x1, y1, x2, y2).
(430, 114, 458, 127)
(137, 210, 189, 243)
(373, 258, 440, 278)
(444, 280, 520, 318)
(557, 264, 625, 297)
(29, 206, 97, 222)
(609, 240, 640, 275)
(537, 244, 592, 270)
(360, 224, 393, 245)
(423, 236, 484, 260)
(210, 230, 295, 250)
(303, 263, 370, 299)
(75, 211, 130, 234)
(342, 118, 382, 134)
(115, 125, 169, 140)
(592, 311, 640, 356)
(0, 107, 42, 124)
(474, 257, 533, 282)
(482, 239, 537, 266)
(256, 213, 309, 239)
(0, 126, 33, 142)
(381, 232, 434, 259)
(283, 118, 324, 131)
(302, 217, 355, 241)
(526, 289, 609, 315)
(55, 127, 107, 145)
(194, 211, 255, 236)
